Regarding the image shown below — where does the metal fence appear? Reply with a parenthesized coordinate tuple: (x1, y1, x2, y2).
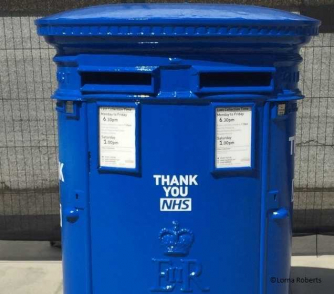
(0, 0, 333, 240)
(295, 34, 334, 234)
(0, 16, 59, 239)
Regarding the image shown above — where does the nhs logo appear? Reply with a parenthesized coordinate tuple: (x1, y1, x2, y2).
(160, 198, 192, 211)
(153, 175, 198, 212)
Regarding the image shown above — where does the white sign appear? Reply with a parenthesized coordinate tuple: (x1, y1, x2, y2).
(289, 136, 296, 156)
(58, 161, 64, 182)
(154, 175, 198, 212)
(215, 107, 252, 168)
(99, 107, 136, 169)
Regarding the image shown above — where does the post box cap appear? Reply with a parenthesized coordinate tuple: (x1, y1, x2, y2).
(36, 4, 320, 38)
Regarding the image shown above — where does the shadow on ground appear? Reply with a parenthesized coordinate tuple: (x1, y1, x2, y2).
(0, 241, 61, 261)
(291, 267, 334, 294)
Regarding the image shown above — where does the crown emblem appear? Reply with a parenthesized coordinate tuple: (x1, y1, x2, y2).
(159, 221, 194, 256)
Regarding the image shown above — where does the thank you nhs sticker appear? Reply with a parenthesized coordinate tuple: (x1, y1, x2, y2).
(153, 175, 198, 211)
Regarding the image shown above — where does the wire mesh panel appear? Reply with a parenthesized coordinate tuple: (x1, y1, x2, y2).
(0, 16, 59, 240)
(0, 0, 333, 240)
(295, 33, 334, 234)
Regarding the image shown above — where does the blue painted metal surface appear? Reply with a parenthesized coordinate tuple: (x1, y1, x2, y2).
(36, 4, 319, 294)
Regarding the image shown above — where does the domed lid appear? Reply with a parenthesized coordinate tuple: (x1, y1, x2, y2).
(36, 4, 320, 37)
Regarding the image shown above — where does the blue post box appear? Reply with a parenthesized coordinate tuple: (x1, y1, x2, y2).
(36, 4, 319, 294)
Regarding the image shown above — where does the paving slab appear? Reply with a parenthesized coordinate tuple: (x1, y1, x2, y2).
(291, 255, 334, 294)
(0, 261, 62, 294)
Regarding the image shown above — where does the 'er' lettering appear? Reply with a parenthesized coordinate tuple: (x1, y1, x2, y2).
(151, 259, 209, 292)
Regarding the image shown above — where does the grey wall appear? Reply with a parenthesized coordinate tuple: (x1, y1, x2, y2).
(0, 7, 333, 239)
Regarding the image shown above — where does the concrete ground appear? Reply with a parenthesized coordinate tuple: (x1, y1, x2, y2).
(291, 256, 334, 294)
(0, 236, 333, 294)
(0, 261, 62, 294)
